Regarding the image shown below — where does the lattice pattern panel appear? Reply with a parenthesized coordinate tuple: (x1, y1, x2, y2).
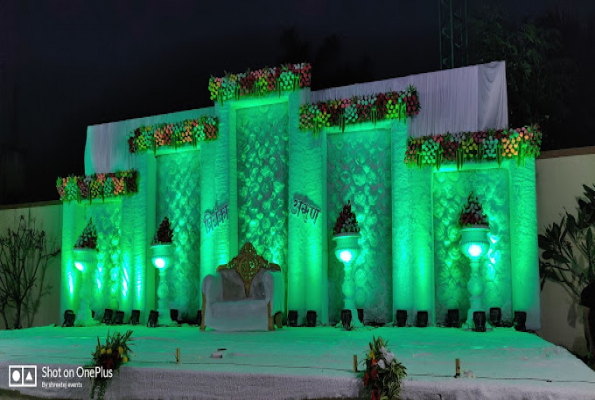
(433, 168, 512, 324)
(327, 129, 392, 324)
(87, 201, 122, 313)
(236, 103, 289, 296)
(157, 151, 201, 319)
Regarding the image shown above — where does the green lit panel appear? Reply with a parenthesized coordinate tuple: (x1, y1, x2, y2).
(327, 128, 392, 323)
(157, 151, 201, 319)
(432, 168, 512, 323)
(508, 160, 540, 330)
(86, 201, 123, 312)
(236, 103, 289, 297)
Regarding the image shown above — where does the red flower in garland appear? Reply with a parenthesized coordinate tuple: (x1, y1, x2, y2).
(363, 372, 370, 387)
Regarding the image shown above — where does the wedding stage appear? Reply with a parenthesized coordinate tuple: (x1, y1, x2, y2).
(1, 326, 594, 400)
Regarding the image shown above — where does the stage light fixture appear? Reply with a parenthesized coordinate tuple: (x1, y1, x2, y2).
(447, 309, 460, 328)
(147, 310, 159, 327)
(129, 309, 140, 325)
(473, 311, 486, 332)
(489, 307, 501, 327)
(416, 311, 428, 327)
(514, 311, 527, 331)
(306, 310, 317, 327)
(62, 310, 75, 327)
(288, 310, 298, 327)
(395, 310, 408, 327)
(341, 309, 352, 330)
(102, 309, 114, 324)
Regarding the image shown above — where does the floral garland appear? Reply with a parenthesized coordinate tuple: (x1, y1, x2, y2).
(208, 63, 312, 104)
(299, 86, 421, 134)
(75, 219, 98, 250)
(127, 116, 218, 154)
(405, 125, 541, 170)
(459, 192, 489, 228)
(363, 336, 407, 400)
(57, 170, 138, 203)
(333, 200, 361, 235)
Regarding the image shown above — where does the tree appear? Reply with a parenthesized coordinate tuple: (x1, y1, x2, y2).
(0, 216, 60, 329)
(469, 3, 576, 150)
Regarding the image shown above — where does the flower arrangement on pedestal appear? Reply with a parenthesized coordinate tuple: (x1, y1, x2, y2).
(363, 336, 407, 400)
(88, 330, 133, 400)
(405, 125, 542, 170)
(459, 192, 489, 228)
(127, 116, 219, 154)
(333, 200, 361, 235)
(75, 219, 98, 250)
(208, 63, 312, 104)
(299, 86, 421, 134)
(152, 217, 174, 245)
(57, 170, 138, 203)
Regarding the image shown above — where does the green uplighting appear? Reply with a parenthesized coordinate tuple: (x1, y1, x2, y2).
(339, 250, 353, 263)
(467, 244, 482, 258)
(75, 262, 84, 272)
(154, 258, 165, 269)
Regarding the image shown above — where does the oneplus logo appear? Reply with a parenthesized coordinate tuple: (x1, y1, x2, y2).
(8, 365, 37, 387)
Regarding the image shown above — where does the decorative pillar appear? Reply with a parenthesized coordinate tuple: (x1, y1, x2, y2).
(508, 159, 540, 330)
(287, 89, 327, 325)
(121, 154, 156, 323)
(200, 102, 238, 307)
(391, 121, 415, 323)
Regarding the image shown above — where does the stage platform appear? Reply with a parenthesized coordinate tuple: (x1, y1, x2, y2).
(0, 325, 594, 400)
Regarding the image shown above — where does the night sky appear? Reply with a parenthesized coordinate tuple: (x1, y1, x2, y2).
(1, 0, 594, 205)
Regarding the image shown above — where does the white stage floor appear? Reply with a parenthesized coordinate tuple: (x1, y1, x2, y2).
(0, 325, 594, 400)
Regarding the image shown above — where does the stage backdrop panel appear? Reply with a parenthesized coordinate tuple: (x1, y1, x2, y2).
(157, 151, 201, 319)
(327, 129, 392, 324)
(84, 201, 123, 316)
(236, 103, 289, 292)
(432, 168, 512, 324)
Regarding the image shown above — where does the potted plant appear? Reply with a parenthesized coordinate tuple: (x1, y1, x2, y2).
(332, 201, 362, 328)
(459, 192, 490, 258)
(73, 219, 99, 326)
(150, 217, 174, 326)
(459, 193, 490, 330)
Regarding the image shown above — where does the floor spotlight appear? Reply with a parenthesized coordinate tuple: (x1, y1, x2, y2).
(395, 310, 408, 327)
(62, 310, 75, 327)
(447, 309, 460, 328)
(416, 311, 428, 327)
(489, 307, 502, 327)
(473, 311, 486, 332)
(288, 310, 298, 327)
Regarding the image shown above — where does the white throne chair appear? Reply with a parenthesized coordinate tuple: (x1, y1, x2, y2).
(201, 243, 284, 331)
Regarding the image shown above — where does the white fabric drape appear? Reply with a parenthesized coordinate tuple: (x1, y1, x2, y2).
(310, 61, 508, 138)
(84, 108, 215, 175)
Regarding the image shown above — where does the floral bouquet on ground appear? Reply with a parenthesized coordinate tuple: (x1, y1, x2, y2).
(459, 192, 489, 228)
(363, 336, 407, 400)
(75, 219, 98, 250)
(89, 330, 133, 400)
(333, 200, 361, 235)
(152, 217, 174, 245)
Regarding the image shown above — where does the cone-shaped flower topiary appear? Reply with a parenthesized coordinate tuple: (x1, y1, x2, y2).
(333, 200, 361, 235)
(459, 192, 489, 228)
(152, 217, 174, 245)
(75, 218, 98, 249)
